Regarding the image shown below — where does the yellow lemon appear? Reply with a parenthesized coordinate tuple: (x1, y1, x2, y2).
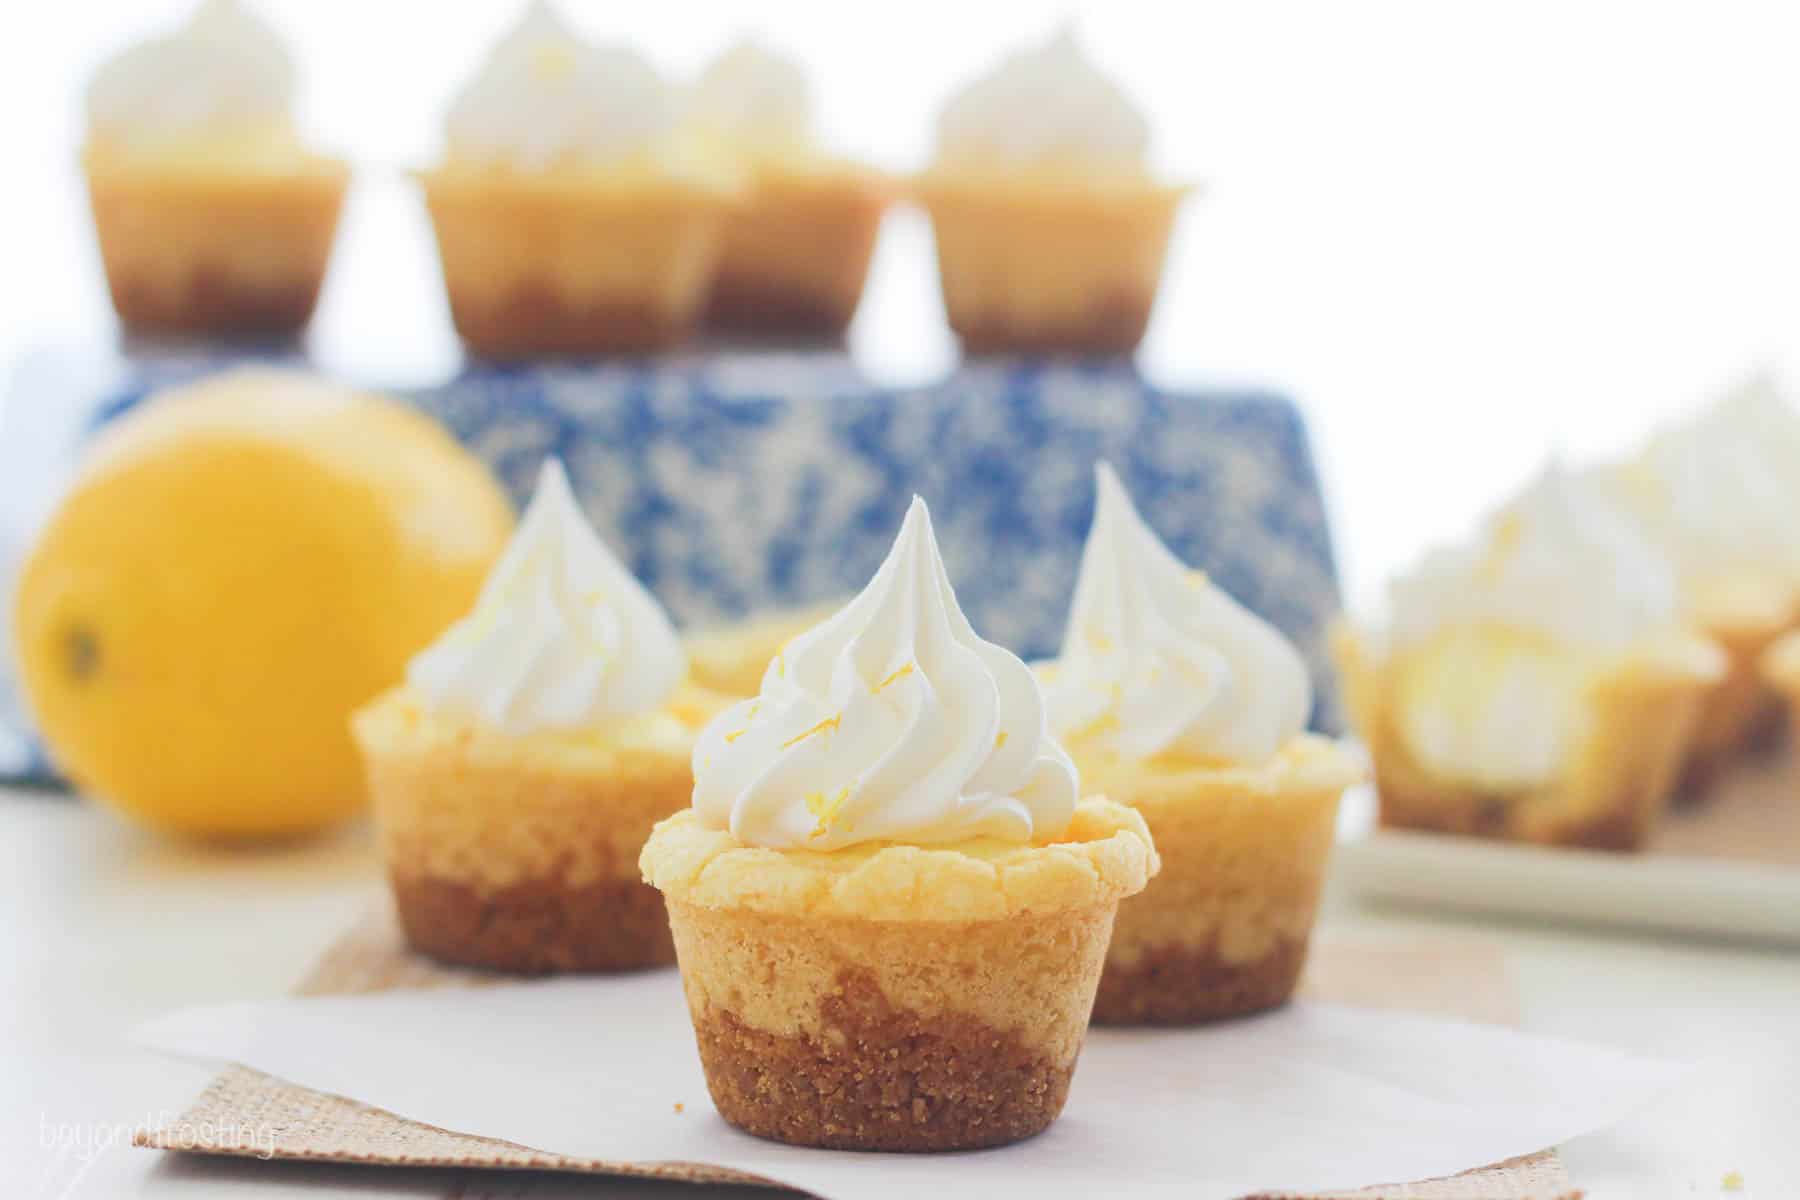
(12, 369, 515, 838)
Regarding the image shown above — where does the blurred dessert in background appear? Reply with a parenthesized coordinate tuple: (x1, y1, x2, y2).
(1042, 465, 1361, 1024)
(1599, 372, 1800, 793)
(1335, 465, 1725, 851)
(684, 38, 890, 338)
(83, 0, 348, 338)
(418, 1, 740, 358)
(1757, 631, 1800, 749)
(681, 599, 847, 697)
(355, 460, 726, 972)
(11, 369, 512, 838)
(641, 497, 1155, 1150)
(914, 26, 1189, 356)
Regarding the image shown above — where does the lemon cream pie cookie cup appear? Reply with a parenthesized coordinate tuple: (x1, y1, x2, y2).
(354, 460, 722, 973)
(419, 2, 739, 358)
(83, 0, 347, 337)
(1337, 466, 1725, 852)
(641, 498, 1156, 1151)
(684, 39, 890, 338)
(1040, 466, 1362, 1025)
(915, 27, 1189, 356)
(1602, 374, 1800, 792)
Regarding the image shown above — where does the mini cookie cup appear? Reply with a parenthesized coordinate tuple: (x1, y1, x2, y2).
(914, 170, 1189, 356)
(85, 148, 347, 338)
(1334, 626, 1724, 851)
(416, 164, 738, 359)
(353, 684, 728, 973)
(1077, 735, 1364, 1025)
(639, 799, 1157, 1151)
(703, 162, 890, 338)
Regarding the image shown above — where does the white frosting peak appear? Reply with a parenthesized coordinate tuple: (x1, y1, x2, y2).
(1386, 463, 1680, 654)
(87, 0, 296, 145)
(692, 497, 1078, 851)
(406, 459, 684, 733)
(687, 38, 814, 156)
(1043, 464, 1311, 763)
(934, 25, 1149, 173)
(446, 0, 676, 171)
(1605, 372, 1800, 605)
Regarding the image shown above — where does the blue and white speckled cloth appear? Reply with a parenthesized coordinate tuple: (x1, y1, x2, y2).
(0, 349, 1341, 786)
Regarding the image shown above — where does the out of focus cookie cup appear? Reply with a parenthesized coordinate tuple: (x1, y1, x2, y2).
(1678, 576, 1798, 794)
(703, 160, 891, 338)
(416, 161, 740, 358)
(85, 141, 347, 338)
(913, 169, 1189, 356)
(1333, 623, 1724, 852)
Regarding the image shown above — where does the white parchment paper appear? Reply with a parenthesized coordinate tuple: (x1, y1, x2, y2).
(133, 971, 1684, 1199)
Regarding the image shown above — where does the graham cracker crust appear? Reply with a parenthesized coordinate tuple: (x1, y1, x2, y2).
(1677, 693, 1786, 799)
(106, 267, 326, 338)
(1378, 782, 1656, 851)
(692, 969, 1074, 1152)
(1093, 938, 1310, 1025)
(446, 283, 690, 359)
(390, 872, 674, 974)
(701, 276, 858, 339)
(951, 290, 1154, 357)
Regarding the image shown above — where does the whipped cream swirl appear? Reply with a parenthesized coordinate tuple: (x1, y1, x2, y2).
(692, 497, 1077, 850)
(406, 459, 684, 733)
(87, 0, 297, 146)
(1604, 372, 1800, 605)
(687, 38, 814, 156)
(1386, 463, 1681, 654)
(446, 0, 676, 171)
(934, 25, 1149, 173)
(1043, 464, 1311, 763)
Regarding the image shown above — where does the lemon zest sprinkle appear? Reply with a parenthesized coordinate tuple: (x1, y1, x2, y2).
(1079, 713, 1121, 740)
(995, 730, 1009, 748)
(805, 786, 851, 838)
(530, 44, 577, 81)
(874, 662, 915, 693)
(722, 728, 748, 744)
(782, 713, 841, 749)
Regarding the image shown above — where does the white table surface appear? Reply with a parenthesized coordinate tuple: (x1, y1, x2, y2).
(8, 788, 1795, 1199)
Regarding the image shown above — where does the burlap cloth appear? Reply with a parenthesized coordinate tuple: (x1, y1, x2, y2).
(137, 906, 1578, 1199)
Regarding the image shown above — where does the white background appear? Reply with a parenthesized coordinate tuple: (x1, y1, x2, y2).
(2, 0, 1798, 606)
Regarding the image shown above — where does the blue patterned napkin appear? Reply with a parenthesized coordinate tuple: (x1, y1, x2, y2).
(0, 350, 1340, 786)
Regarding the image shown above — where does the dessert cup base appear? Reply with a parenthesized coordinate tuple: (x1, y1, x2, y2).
(662, 897, 1117, 1151)
(952, 293, 1155, 358)
(1091, 936, 1308, 1025)
(692, 968, 1072, 1151)
(446, 287, 692, 359)
(107, 270, 326, 339)
(391, 871, 674, 974)
(700, 278, 859, 340)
